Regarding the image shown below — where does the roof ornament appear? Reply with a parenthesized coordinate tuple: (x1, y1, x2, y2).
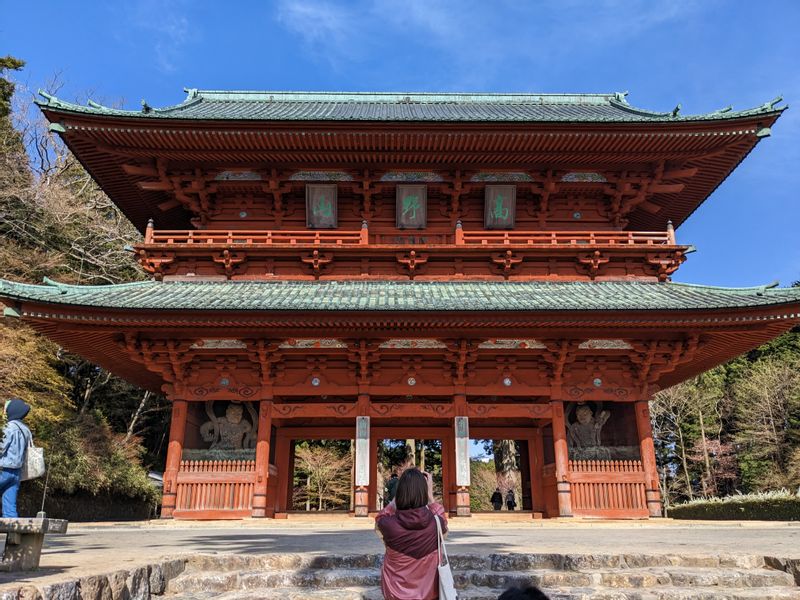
(613, 91, 629, 103)
(87, 100, 103, 109)
(42, 277, 69, 295)
(762, 95, 783, 111)
(141, 99, 152, 114)
(711, 105, 732, 114)
(37, 89, 67, 108)
(183, 88, 199, 100)
(671, 104, 681, 117)
(756, 280, 780, 296)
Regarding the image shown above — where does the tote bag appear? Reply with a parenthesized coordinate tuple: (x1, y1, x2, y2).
(15, 423, 46, 481)
(434, 514, 458, 600)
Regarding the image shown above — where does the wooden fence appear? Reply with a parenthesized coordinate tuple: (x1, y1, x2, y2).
(174, 459, 257, 519)
(568, 460, 648, 518)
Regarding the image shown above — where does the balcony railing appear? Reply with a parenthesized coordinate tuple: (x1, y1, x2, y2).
(143, 221, 677, 248)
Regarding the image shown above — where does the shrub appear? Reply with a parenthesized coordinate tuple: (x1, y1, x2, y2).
(669, 490, 800, 521)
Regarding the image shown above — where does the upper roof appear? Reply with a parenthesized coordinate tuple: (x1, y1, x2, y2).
(3, 278, 800, 313)
(37, 89, 786, 123)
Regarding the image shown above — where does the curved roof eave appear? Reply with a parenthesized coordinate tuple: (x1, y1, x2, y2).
(35, 89, 787, 124)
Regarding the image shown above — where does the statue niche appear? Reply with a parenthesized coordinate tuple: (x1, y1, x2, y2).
(199, 401, 257, 450)
(566, 402, 612, 460)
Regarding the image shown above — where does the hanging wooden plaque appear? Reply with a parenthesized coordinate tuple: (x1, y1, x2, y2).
(306, 184, 338, 228)
(396, 184, 427, 229)
(484, 185, 516, 229)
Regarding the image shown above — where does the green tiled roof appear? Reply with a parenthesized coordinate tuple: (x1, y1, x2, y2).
(2, 279, 800, 313)
(36, 89, 786, 123)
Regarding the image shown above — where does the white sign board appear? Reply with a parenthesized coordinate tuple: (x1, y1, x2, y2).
(454, 416, 471, 487)
(355, 416, 370, 486)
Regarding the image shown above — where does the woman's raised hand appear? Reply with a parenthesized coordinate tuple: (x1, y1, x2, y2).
(423, 471, 435, 504)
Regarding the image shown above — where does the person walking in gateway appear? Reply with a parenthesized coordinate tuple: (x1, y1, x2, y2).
(375, 468, 447, 600)
(385, 472, 399, 506)
(0, 398, 32, 518)
(505, 489, 517, 511)
(490, 487, 503, 511)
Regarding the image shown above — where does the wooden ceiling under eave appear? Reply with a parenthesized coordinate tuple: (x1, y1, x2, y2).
(40, 108, 782, 233)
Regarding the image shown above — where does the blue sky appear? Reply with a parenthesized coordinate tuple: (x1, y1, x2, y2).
(4, 0, 800, 287)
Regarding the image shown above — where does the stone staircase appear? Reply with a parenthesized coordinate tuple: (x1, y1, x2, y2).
(165, 552, 800, 599)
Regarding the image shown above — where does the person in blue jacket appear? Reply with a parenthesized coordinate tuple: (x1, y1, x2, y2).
(1, 398, 32, 518)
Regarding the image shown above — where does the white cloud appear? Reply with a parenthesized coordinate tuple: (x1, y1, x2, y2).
(129, 0, 193, 73)
(276, 0, 358, 66)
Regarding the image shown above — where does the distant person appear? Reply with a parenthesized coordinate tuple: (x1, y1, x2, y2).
(1, 398, 32, 518)
(505, 489, 517, 511)
(375, 468, 446, 600)
(498, 585, 550, 599)
(385, 472, 399, 505)
(490, 487, 503, 511)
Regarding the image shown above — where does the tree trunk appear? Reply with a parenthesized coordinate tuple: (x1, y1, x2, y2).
(493, 440, 517, 489)
(697, 408, 711, 497)
(306, 475, 311, 511)
(676, 426, 694, 500)
(405, 439, 416, 466)
(124, 390, 152, 442)
(419, 441, 425, 472)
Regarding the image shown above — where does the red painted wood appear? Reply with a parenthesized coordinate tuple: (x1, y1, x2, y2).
(252, 400, 273, 517)
(161, 399, 187, 519)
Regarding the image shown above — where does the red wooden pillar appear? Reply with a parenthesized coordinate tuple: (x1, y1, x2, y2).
(274, 432, 291, 518)
(367, 428, 379, 513)
(635, 400, 663, 517)
(530, 428, 545, 515)
(161, 398, 187, 519)
(550, 400, 573, 517)
(252, 400, 273, 518)
(440, 435, 454, 513)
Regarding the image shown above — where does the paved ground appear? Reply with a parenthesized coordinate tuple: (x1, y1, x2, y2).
(3, 518, 800, 590)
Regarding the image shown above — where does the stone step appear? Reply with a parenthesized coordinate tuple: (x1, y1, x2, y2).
(185, 552, 774, 573)
(168, 585, 800, 600)
(168, 566, 795, 594)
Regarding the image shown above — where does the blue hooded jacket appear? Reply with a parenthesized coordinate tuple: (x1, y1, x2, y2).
(1, 398, 32, 470)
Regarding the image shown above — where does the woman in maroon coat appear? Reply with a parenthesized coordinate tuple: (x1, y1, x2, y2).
(375, 468, 447, 600)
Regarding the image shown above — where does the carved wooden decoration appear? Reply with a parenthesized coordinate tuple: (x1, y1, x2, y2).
(396, 184, 427, 229)
(484, 184, 516, 229)
(306, 184, 338, 228)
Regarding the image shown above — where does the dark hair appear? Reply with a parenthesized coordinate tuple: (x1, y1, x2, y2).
(498, 586, 549, 600)
(394, 468, 428, 510)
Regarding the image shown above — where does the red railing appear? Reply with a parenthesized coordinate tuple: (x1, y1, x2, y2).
(455, 229, 673, 246)
(568, 460, 648, 518)
(174, 459, 256, 518)
(144, 225, 676, 248)
(147, 229, 368, 246)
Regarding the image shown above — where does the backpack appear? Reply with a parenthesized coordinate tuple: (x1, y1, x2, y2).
(14, 422, 45, 481)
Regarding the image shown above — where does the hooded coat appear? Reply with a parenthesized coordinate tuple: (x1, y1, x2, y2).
(1, 398, 32, 470)
(376, 502, 447, 600)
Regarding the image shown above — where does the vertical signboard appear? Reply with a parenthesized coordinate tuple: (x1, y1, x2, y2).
(484, 184, 516, 229)
(306, 184, 338, 228)
(454, 416, 471, 487)
(396, 184, 427, 229)
(355, 416, 371, 487)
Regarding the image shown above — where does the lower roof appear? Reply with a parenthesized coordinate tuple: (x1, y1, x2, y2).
(2, 279, 800, 313)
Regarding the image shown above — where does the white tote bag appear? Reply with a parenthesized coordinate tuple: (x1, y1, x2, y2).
(15, 423, 46, 481)
(434, 514, 458, 600)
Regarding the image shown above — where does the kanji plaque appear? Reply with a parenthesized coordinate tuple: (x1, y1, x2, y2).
(355, 416, 370, 486)
(306, 184, 338, 228)
(455, 416, 471, 487)
(396, 185, 427, 229)
(484, 184, 516, 229)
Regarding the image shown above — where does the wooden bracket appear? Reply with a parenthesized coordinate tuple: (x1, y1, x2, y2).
(577, 250, 610, 280)
(213, 249, 246, 279)
(396, 251, 428, 279)
(300, 250, 333, 278)
(491, 250, 523, 279)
